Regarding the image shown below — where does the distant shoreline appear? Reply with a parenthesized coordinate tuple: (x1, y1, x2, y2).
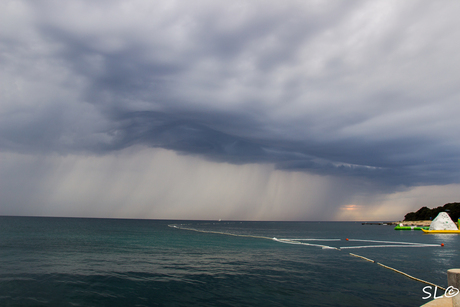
(392, 220, 432, 226)
(362, 220, 432, 226)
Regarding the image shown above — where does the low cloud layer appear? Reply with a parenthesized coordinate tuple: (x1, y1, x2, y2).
(2, 1, 460, 219)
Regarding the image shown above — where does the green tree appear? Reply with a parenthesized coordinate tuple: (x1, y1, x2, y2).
(404, 203, 460, 221)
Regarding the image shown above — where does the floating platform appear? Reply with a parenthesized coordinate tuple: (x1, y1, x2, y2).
(394, 225, 429, 230)
(422, 229, 460, 234)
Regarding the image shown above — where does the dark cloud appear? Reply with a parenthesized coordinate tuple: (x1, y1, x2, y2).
(94, 108, 459, 187)
(2, 0, 460, 189)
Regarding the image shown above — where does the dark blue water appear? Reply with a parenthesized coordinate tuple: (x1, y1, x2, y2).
(0, 217, 458, 306)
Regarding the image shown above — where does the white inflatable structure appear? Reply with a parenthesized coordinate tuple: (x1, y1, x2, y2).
(429, 212, 458, 230)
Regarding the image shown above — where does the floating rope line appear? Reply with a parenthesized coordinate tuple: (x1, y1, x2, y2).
(347, 239, 430, 245)
(169, 225, 341, 248)
(340, 244, 439, 250)
(349, 252, 446, 291)
(340, 238, 439, 250)
(171, 225, 445, 290)
(349, 253, 375, 263)
(170, 225, 440, 250)
(281, 238, 341, 241)
(168, 225, 272, 240)
(273, 238, 339, 250)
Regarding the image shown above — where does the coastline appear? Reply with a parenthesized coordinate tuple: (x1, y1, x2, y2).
(361, 220, 432, 226)
(361, 220, 432, 227)
(392, 220, 432, 226)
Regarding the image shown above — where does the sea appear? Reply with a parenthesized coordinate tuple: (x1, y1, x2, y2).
(1, 216, 459, 307)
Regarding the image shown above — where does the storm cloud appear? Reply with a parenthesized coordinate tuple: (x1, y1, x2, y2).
(2, 0, 460, 219)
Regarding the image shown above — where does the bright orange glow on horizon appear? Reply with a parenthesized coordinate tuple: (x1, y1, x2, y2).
(341, 204, 361, 211)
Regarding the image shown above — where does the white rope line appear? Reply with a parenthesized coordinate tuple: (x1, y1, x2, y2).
(278, 238, 341, 241)
(347, 239, 430, 245)
(170, 225, 444, 291)
(168, 225, 272, 240)
(170, 225, 441, 250)
(273, 238, 339, 250)
(340, 244, 439, 250)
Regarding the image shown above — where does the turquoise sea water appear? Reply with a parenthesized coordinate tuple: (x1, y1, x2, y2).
(0, 216, 459, 306)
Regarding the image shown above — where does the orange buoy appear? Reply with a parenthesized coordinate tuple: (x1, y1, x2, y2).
(441, 243, 444, 247)
(346, 238, 349, 241)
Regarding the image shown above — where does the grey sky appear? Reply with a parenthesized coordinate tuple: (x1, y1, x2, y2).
(1, 0, 460, 220)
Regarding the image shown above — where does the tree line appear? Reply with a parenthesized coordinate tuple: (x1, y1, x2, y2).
(404, 202, 460, 221)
